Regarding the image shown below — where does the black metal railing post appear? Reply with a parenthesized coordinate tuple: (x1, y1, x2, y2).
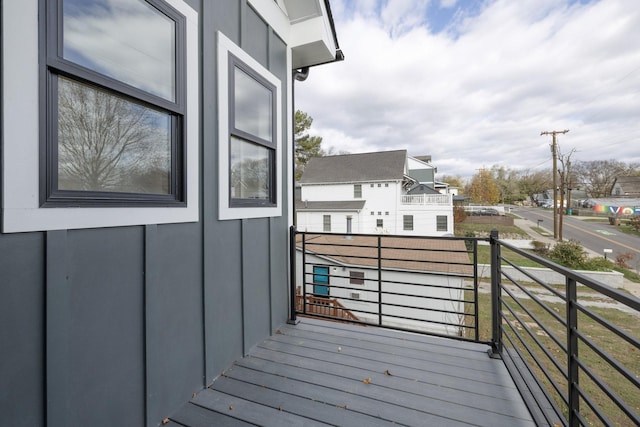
(473, 238, 479, 342)
(489, 229, 502, 358)
(302, 232, 307, 315)
(377, 235, 383, 327)
(567, 276, 579, 426)
(287, 226, 299, 324)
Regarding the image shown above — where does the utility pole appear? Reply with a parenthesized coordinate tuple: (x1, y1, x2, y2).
(540, 129, 569, 239)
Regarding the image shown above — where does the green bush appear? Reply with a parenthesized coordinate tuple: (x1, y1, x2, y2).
(549, 239, 587, 269)
(581, 257, 614, 272)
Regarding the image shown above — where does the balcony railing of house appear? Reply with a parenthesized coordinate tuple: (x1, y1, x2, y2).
(400, 194, 452, 206)
(289, 227, 640, 427)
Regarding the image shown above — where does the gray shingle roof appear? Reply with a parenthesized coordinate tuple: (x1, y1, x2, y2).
(296, 234, 473, 275)
(299, 150, 407, 184)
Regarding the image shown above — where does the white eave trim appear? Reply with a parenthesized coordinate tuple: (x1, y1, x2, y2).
(250, 0, 338, 69)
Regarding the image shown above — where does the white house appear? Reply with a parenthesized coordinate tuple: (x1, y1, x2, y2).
(296, 150, 454, 236)
(295, 234, 473, 335)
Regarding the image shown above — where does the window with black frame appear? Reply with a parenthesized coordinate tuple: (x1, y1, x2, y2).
(228, 55, 277, 207)
(43, 0, 186, 206)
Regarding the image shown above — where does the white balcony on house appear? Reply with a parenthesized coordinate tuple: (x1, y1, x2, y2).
(401, 193, 452, 206)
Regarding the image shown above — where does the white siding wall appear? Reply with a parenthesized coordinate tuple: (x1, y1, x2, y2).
(299, 181, 454, 236)
(297, 211, 362, 233)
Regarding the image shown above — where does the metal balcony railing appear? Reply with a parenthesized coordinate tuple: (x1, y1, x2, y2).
(288, 227, 640, 427)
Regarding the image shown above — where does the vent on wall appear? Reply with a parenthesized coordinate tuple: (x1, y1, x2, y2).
(350, 292, 361, 300)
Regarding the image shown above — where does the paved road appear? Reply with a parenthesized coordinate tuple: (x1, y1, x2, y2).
(510, 206, 640, 264)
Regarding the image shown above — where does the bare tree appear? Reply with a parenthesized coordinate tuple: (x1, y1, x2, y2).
(57, 78, 170, 193)
(572, 159, 636, 198)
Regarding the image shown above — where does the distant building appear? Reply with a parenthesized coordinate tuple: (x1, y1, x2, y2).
(296, 150, 453, 236)
(611, 176, 640, 198)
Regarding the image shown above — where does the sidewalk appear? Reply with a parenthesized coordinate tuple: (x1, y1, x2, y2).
(513, 218, 640, 298)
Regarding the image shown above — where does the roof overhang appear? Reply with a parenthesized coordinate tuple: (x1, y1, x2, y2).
(281, 0, 342, 68)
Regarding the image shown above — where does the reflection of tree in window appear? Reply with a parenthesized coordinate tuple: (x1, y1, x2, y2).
(57, 77, 171, 193)
(230, 137, 269, 199)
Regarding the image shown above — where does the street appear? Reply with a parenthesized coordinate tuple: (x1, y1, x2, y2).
(510, 206, 640, 267)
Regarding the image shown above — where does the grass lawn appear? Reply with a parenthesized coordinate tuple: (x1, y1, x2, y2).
(470, 291, 640, 427)
(618, 222, 640, 238)
(455, 222, 530, 238)
(473, 245, 542, 268)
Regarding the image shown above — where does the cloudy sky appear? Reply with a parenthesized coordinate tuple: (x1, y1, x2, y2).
(295, 0, 640, 179)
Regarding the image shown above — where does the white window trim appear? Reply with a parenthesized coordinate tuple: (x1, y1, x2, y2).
(217, 32, 282, 220)
(2, 0, 200, 233)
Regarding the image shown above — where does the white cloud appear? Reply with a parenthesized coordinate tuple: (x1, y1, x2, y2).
(297, 0, 640, 179)
(440, 0, 457, 8)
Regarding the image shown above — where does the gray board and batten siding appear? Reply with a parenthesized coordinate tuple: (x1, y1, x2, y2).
(0, 2, 291, 427)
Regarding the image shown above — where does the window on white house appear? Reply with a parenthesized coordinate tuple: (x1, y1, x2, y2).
(350, 271, 365, 285)
(376, 219, 383, 228)
(354, 184, 362, 198)
(217, 32, 282, 220)
(323, 215, 331, 232)
(44, 0, 186, 205)
(437, 215, 448, 232)
(403, 215, 413, 230)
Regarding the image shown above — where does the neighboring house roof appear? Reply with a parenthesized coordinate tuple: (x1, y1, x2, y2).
(407, 184, 440, 195)
(413, 155, 432, 163)
(611, 176, 640, 197)
(296, 200, 366, 211)
(300, 150, 408, 184)
(297, 234, 473, 276)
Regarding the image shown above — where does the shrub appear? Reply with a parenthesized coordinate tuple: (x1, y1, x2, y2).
(453, 206, 467, 224)
(629, 215, 640, 232)
(464, 231, 475, 251)
(615, 252, 634, 269)
(548, 239, 587, 269)
(581, 257, 614, 272)
(531, 240, 550, 257)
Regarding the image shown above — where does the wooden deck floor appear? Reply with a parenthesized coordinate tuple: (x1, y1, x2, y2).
(168, 318, 536, 427)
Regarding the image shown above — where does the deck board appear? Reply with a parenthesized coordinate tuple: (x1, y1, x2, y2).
(169, 318, 536, 426)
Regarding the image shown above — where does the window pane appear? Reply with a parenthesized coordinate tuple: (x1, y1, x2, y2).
(323, 215, 331, 232)
(437, 215, 448, 231)
(57, 77, 172, 194)
(234, 67, 272, 142)
(350, 271, 365, 285)
(230, 137, 271, 200)
(354, 184, 362, 198)
(63, 0, 176, 101)
(403, 215, 413, 230)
